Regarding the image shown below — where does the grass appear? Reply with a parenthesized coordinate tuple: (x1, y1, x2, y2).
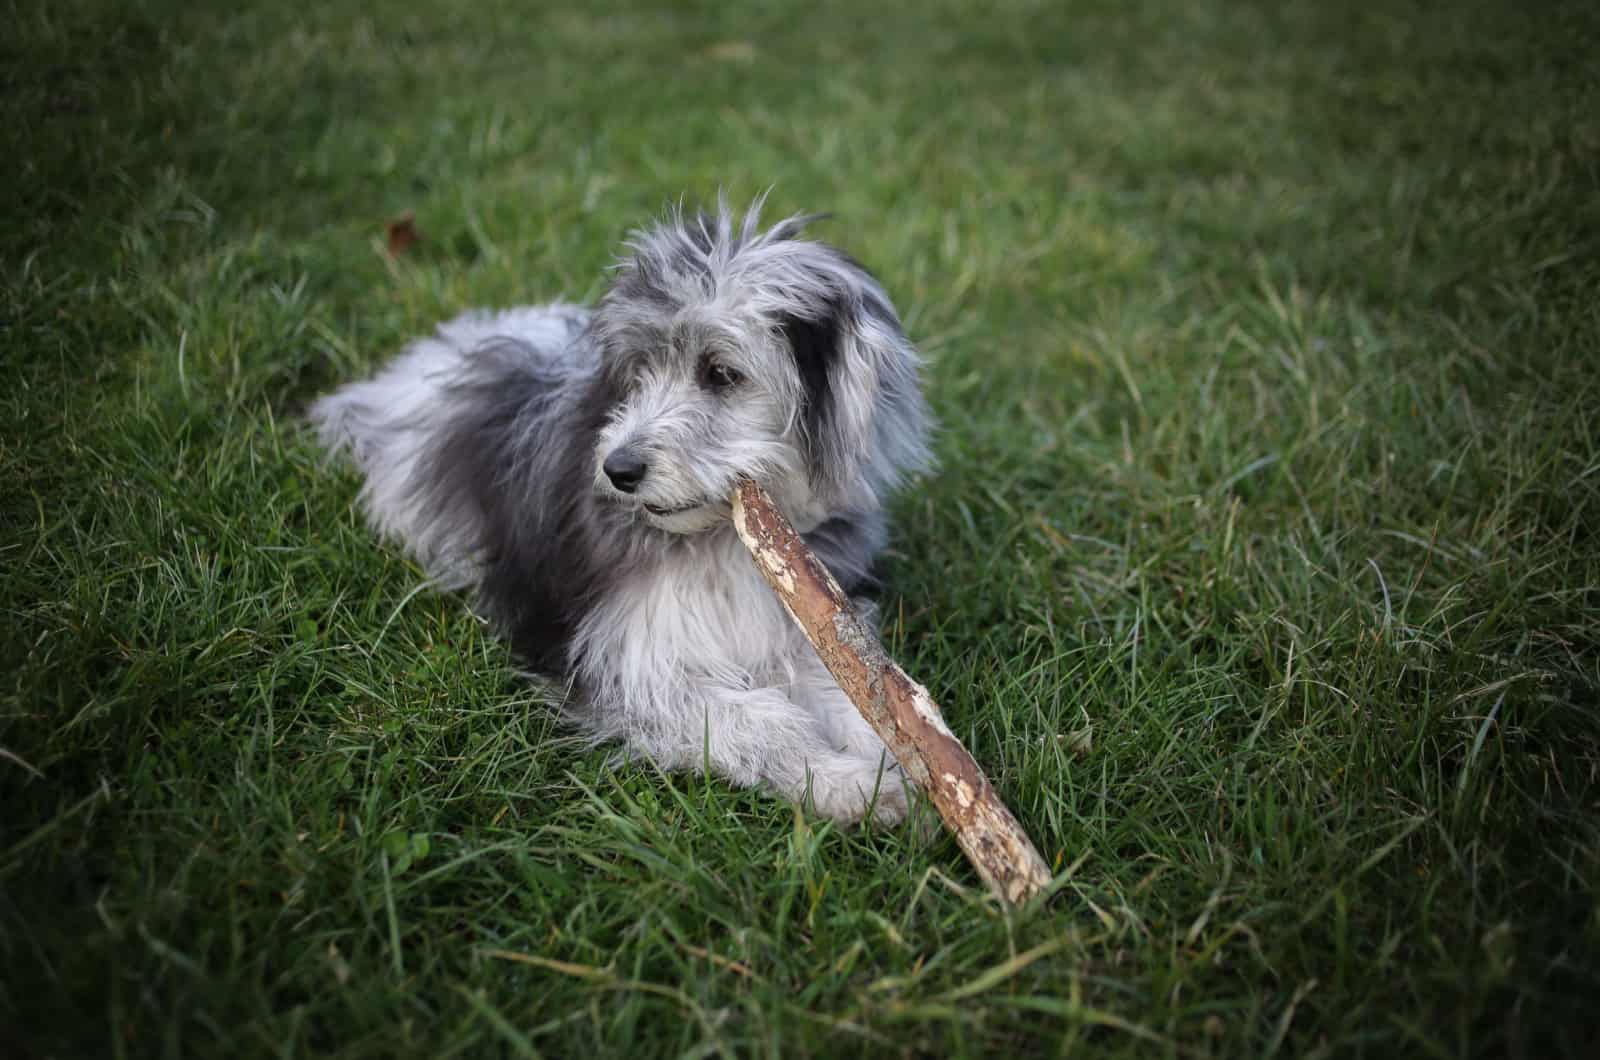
(4, 0, 1598, 1055)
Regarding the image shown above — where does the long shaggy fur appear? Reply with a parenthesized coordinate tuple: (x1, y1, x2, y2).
(310, 198, 931, 823)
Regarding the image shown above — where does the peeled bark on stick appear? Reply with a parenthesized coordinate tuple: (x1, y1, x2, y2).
(730, 479, 1052, 905)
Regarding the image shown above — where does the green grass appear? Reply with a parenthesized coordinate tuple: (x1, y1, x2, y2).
(4, 0, 1598, 1055)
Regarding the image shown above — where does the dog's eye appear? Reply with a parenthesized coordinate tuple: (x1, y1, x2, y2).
(701, 360, 743, 391)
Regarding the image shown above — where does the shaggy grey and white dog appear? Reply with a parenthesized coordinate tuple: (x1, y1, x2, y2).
(310, 199, 931, 823)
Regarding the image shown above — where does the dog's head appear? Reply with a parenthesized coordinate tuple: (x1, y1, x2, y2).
(589, 199, 930, 534)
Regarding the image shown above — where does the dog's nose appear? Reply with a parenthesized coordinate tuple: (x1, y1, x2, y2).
(603, 449, 648, 493)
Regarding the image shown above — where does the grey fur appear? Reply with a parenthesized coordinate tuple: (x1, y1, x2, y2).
(310, 198, 932, 823)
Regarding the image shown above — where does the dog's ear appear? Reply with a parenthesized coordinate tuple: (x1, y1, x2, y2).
(778, 257, 930, 511)
(778, 301, 841, 462)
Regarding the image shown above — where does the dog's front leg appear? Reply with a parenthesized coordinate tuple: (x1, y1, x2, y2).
(598, 680, 910, 825)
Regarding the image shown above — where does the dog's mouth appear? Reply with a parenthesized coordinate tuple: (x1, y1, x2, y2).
(644, 500, 705, 517)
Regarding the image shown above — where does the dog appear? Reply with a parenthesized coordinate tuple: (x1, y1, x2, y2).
(309, 198, 932, 823)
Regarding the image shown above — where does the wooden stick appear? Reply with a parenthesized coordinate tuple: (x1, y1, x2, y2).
(731, 479, 1052, 905)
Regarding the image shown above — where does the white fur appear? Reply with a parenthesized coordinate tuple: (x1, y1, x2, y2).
(571, 531, 907, 823)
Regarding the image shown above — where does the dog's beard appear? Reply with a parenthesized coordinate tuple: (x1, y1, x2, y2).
(593, 446, 799, 536)
(593, 406, 809, 536)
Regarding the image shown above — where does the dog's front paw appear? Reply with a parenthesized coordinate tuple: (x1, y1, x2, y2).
(804, 756, 914, 826)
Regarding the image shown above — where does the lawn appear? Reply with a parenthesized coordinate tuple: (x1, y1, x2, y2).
(4, 0, 1598, 1056)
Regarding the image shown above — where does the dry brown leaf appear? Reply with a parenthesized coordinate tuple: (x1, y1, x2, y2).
(385, 211, 419, 257)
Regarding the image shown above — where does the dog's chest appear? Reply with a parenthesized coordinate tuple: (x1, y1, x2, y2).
(578, 531, 800, 679)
